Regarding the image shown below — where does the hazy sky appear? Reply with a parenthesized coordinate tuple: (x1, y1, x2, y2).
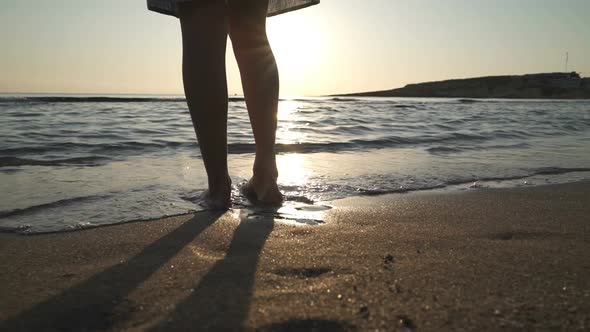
(1, 0, 589, 96)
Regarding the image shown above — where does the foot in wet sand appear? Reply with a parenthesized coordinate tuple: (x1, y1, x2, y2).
(242, 175, 283, 206)
(200, 178, 232, 210)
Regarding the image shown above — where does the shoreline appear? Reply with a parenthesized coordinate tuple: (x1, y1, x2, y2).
(2, 181, 589, 330)
(3, 173, 590, 236)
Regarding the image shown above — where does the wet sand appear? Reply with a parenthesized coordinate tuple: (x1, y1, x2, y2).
(1, 182, 589, 331)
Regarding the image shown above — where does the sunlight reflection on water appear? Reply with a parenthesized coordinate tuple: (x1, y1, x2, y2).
(277, 153, 309, 187)
(277, 99, 308, 144)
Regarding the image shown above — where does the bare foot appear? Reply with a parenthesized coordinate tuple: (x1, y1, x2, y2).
(242, 175, 283, 206)
(200, 177, 232, 210)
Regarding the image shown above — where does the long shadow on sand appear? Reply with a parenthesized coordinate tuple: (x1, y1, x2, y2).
(1, 211, 223, 331)
(150, 214, 274, 331)
(151, 212, 354, 331)
(3, 210, 354, 331)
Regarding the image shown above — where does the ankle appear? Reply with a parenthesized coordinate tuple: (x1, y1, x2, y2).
(253, 159, 278, 179)
(252, 166, 278, 180)
(208, 174, 231, 191)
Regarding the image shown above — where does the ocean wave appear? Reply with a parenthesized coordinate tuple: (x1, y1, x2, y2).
(0, 224, 32, 234)
(356, 184, 446, 196)
(0, 194, 111, 219)
(329, 97, 360, 102)
(0, 96, 251, 103)
(0, 141, 196, 159)
(457, 98, 483, 103)
(426, 142, 531, 154)
(0, 131, 522, 161)
(445, 167, 590, 185)
(0, 96, 323, 104)
(355, 167, 590, 197)
(426, 146, 463, 154)
(532, 167, 590, 175)
(0, 96, 186, 103)
(392, 104, 418, 109)
(0, 156, 108, 167)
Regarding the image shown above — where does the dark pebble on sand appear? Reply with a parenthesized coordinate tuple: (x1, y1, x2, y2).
(397, 315, 416, 331)
(383, 254, 395, 269)
(359, 306, 370, 319)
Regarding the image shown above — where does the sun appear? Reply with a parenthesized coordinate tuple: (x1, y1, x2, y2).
(267, 13, 322, 83)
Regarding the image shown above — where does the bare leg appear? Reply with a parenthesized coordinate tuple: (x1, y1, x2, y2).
(179, 1, 231, 209)
(228, 0, 282, 204)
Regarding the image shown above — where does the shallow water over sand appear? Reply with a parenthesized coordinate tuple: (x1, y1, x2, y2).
(1, 95, 589, 233)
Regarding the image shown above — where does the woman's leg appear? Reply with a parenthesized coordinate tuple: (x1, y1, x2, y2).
(179, 1, 232, 209)
(227, 0, 282, 204)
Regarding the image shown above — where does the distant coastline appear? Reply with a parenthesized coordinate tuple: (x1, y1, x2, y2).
(338, 72, 590, 99)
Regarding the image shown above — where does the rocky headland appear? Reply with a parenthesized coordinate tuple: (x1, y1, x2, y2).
(341, 72, 590, 99)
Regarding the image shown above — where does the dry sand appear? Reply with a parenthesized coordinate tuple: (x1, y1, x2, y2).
(1, 182, 589, 331)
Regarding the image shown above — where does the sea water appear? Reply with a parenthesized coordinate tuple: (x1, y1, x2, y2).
(1, 95, 589, 233)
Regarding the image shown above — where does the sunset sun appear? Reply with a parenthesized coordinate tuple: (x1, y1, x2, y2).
(267, 14, 322, 85)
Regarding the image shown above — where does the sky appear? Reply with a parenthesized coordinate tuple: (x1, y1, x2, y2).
(1, 0, 589, 96)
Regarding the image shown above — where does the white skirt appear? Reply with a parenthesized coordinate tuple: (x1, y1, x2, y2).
(147, 0, 319, 17)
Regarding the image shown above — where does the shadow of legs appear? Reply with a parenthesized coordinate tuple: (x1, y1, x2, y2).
(151, 216, 274, 331)
(1, 212, 223, 332)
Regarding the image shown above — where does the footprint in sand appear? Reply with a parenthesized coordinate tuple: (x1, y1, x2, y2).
(183, 188, 333, 225)
(237, 193, 333, 225)
(272, 267, 333, 279)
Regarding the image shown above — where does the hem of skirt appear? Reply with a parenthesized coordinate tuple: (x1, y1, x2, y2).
(148, 0, 319, 18)
(267, 1, 319, 17)
(147, 5, 178, 17)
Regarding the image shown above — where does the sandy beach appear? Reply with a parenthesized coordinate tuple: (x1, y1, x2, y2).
(1, 181, 589, 331)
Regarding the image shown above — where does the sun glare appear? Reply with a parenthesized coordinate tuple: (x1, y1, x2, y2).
(277, 99, 299, 120)
(277, 153, 308, 186)
(267, 14, 322, 87)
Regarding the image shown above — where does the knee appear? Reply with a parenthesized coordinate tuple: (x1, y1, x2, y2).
(229, 21, 268, 54)
(227, 0, 269, 54)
